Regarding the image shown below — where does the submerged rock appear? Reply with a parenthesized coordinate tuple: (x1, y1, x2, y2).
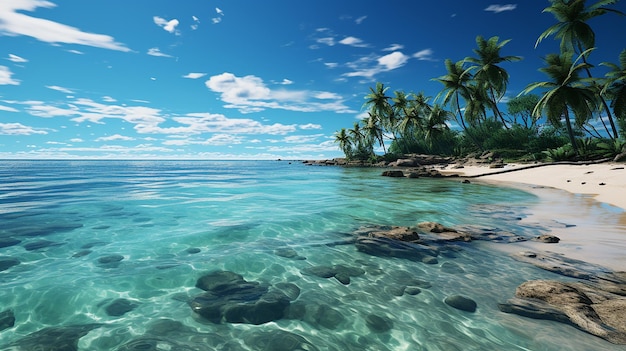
(0, 309, 15, 332)
(444, 295, 477, 312)
(190, 270, 297, 325)
(533, 234, 560, 243)
(0, 257, 20, 272)
(105, 298, 138, 317)
(0, 238, 21, 248)
(116, 337, 198, 351)
(301, 264, 365, 285)
(3, 324, 102, 351)
(97, 254, 125, 267)
(23, 240, 63, 251)
(366, 313, 394, 333)
(244, 330, 319, 351)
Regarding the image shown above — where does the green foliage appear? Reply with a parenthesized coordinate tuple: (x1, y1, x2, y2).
(543, 144, 576, 161)
(596, 138, 626, 157)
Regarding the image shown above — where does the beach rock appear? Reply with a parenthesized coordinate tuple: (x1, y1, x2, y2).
(381, 170, 405, 177)
(0, 257, 20, 271)
(312, 304, 345, 329)
(244, 330, 319, 351)
(105, 298, 138, 317)
(3, 323, 102, 351)
(190, 270, 296, 325)
(534, 234, 560, 243)
(454, 225, 527, 243)
(0, 238, 21, 248)
(512, 251, 598, 280)
(23, 240, 63, 251)
(355, 236, 437, 262)
(392, 158, 419, 167)
(441, 262, 465, 274)
(444, 295, 477, 312)
(366, 314, 394, 333)
(368, 226, 420, 242)
(500, 280, 626, 344)
(417, 222, 472, 242)
(0, 309, 15, 332)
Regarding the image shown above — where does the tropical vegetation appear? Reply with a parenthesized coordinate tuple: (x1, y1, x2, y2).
(334, 0, 626, 163)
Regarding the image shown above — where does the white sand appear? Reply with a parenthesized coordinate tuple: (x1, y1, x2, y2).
(441, 162, 626, 271)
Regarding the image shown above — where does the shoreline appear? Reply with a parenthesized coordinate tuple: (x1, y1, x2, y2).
(439, 162, 626, 271)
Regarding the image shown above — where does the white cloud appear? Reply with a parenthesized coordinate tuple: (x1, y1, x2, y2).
(279, 79, 293, 85)
(413, 48, 435, 61)
(0, 122, 47, 135)
(355, 16, 367, 24)
(67, 49, 84, 55)
(183, 72, 207, 79)
(378, 51, 409, 70)
(339, 36, 369, 48)
(0, 0, 130, 51)
(8, 54, 28, 63)
(70, 138, 83, 142)
(485, 4, 517, 13)
(299, 124, 322, 130)
(96, 134, 135, 142)
(153, 16, 180, 34)
(383, 44, 404, 51)
(0, 66, 19, 85)
(147, 47, 172, 58)
(191, 15, 200, 30)
(102, 96, 116, 102)
(212, 7, 224, 24)
(316, 37, 335, 46)
(0, 104, 19, 112)
(205, 72, 353, 114)
(46, 85, 74, 94)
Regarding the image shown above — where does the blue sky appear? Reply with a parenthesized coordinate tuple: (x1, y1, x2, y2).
(1, 0, 625, 160)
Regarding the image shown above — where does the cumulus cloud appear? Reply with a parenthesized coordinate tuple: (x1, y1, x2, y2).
(8, 54, 28, 63)
(153, 16, 180, 34)
(383, 44, 404, 52)
(205, 72, 353, 114)
(0, 0, 130, 51)
(378, 51, 409, 70)
(183, 72, 207, 79)
(147, 47, 172, 58)
(485, 4, 517, 13)
(339, 36, 369, 48)
(0, 122, 47, 135)
(299, 124, 322, 130)
(0, 66, 20, 85)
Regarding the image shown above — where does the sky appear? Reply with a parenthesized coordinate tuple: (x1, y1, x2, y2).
(1, 0, 625, 160)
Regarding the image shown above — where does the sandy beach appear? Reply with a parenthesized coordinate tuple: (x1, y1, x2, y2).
(441, 162, 626, 271)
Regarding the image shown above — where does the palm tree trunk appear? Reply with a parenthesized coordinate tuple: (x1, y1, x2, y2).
(489, 87, 509, 129)
(564, 109, 580, 156)
(578, 47, 619, 139)
(456, 94, 484, 152)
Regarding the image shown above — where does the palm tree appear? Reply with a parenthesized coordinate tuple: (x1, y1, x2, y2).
(536, 0, 624, 139)
(521, 49, 599, 156)
(423, 104, 451, 147)
(536, 0, 624, 53)
(334, 128, 352, 158)
(464, 36, 522, 128)
(363, 82, 393, 154)
(601, 49, 626, 128)
(362, 113, 386, 154)
(434, 59, 483, 150)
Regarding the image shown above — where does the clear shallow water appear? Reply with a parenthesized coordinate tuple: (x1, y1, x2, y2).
(0, 160, 622, 350)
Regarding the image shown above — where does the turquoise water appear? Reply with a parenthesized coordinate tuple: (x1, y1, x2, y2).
(0, 160, 622, 350)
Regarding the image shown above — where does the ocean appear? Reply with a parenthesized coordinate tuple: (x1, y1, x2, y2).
(0, 160, 622, 350)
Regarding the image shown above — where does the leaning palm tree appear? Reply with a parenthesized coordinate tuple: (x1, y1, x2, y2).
(333, 128, 352, 158)
(601, 49, 626, 126)
(536, 0, 624, 139)
(433, 59, 483, 150)
(362, 113, 386, 154)
(521, 49, 599, 156)
(464, 35, 522, 128)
